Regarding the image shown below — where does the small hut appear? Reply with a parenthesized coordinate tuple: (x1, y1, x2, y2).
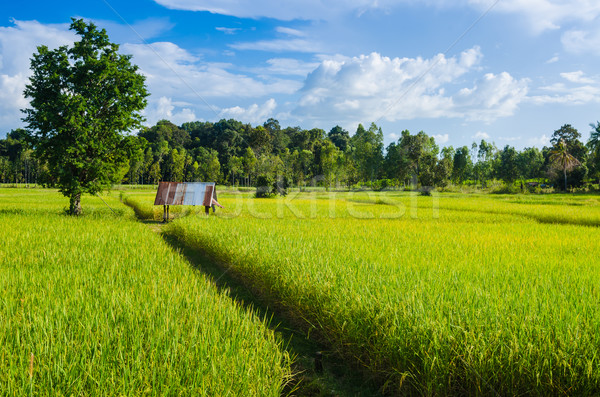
(154, 182, 223, 222)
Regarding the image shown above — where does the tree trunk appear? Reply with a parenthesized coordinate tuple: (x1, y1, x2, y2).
(70, 192, 82, 215)
(564, 167, 568, 192)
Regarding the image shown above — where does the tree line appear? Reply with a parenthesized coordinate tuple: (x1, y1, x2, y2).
(3, 118, 600, 191)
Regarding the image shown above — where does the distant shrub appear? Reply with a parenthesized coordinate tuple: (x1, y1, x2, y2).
(272, 175, 290, 197)
(255, 175, 274, 198)
(490, 183, 520, 194)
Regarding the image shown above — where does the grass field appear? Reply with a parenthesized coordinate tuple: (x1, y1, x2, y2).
(121, 189, 600, 395)
(0, 189, 290, 395)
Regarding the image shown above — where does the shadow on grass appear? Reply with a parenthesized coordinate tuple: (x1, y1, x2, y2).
(153, 222, 384, 397)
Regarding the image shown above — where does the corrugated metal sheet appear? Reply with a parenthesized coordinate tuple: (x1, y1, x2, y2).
(154, 182, 218, 206)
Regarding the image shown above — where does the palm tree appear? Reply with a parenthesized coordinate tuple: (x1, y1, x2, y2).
(550, 139, 580, 191)
(587, 121, 600, 153)
(587, 122, 600, 181)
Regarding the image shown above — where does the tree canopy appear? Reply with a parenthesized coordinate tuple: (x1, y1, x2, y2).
(22, 18, 148, 214)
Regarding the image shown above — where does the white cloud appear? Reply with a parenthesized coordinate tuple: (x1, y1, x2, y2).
(546, 55, 560, 64)
(294, 48, 528, 125)
(454, 72, 529, 122)
(122, 41, 301, 100)
(528, 134, 551, 147)
(276, 26, 306, 37)
(143, 96, 197, 126)
(0, 20, 74, 75)
(433, 133, 449, 144)
(530, 85, 600, 105)
(219, 98, 277, 124)
(0, 20, 75, 132)
(560, 71, 594, 84)
(562, 26, 600, 53)
(152, 0, 600, 31)
(229, 38, 324, 53)
(0, 19, 301, 133)
(530, 72, 600, 105)
(216, 27, 241, 35)
(84, 17, 175, 43)
(152, 0, 600, 58)
(472, 131, 490, 139)
(468, 0, 600, 32)
(152, 0, 395, 21)
(263, 58, 320, 76)
(498, 136, 521, 142)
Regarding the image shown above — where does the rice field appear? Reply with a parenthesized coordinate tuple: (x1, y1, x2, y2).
(121, 188, 600, 395)
(0, 188, 290, 395)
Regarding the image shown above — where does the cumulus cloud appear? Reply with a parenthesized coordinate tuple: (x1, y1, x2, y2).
(219, 98, 277, 124)
(294, 48, 528, 125)
(560, 71, 594, 84)
(528, 134, 551, 147)
(433, 133, 449, 144)
(473, 131, 490, 139)
(0, 19, 301, 133)
(498, 136, 521, 142)
(562, 26, 600, 53)
(530, 71, 600, 105)
(122, 41, 301, 100)
(454, 72, 529, 122)
(0, 20, 75, 132)
(143, 96, 197, 126)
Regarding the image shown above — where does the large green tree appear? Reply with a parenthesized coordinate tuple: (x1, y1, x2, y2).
(452, 146, 472, 184)
(351, 123, 384, 181)
(22, 18, 148, 214)
(497, 145, 519, 185)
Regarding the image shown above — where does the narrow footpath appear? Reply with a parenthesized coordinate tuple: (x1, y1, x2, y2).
(137, 216, 384, 397)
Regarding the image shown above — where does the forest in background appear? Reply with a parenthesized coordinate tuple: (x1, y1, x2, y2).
(2, 118, 600, 192)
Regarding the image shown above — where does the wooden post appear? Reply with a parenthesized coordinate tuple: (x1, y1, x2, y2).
(163, 204, 167, 223)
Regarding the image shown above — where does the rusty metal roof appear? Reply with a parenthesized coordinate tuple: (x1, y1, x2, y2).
(154, 182, 219, 207)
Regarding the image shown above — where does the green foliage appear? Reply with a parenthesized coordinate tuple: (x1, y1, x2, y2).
(272, 175, 291, 196)
(351, 123, 384, 181)
(473, 140, 496, 186)
(328, 125, 350, 152)
(452, 146, 472, 183)
(550, 139, 582, 191)
(255, 174, 274, 198)
(497, 145, 519, 183)
(517, 146, 544, 180)
(21, 18, 148, 214)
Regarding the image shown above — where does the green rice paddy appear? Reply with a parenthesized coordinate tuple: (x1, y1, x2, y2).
(5, 187, 600, 395)
(133, 189, 600, 395)
(0, 189, 290, 396)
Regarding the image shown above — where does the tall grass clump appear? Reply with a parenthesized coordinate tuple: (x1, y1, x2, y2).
(0, 189, 290, 395)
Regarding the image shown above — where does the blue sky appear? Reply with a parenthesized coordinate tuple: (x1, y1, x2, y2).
(1, 0, 599, 150)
